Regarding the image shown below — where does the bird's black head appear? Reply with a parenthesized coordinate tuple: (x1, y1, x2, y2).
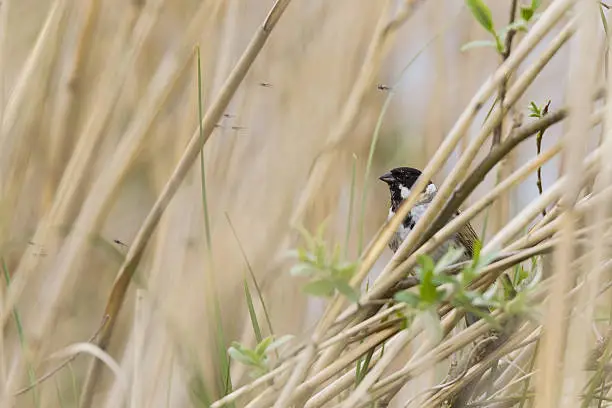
(379, 167, 435, 212)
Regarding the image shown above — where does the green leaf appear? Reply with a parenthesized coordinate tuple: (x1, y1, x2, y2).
(335, 262, 357, 280)
(465, 0, 495, 33)
(529, 101, 541, 117)
(416, 254, 435, 279)
(331, 243, 341, 266)
(315, 219, 329, 242)
(302, 279, 335, 298)
(228, 346, 253, 366)
(239, 348, 264, 367)
(315, 243, 326, 268)
(244, 279, 263, 343)
(289, 263, 315, 277)
(432, 273, 455, 286)
(501, 276, 515, 300)
(472, 239, 483, 265)
(295, 224, 315, 253)
(531, 0, 541, 10)
(333, 279, 360, 303)
(394, 291, 420, 307)
(296, 247, 310, 262)
(520, 6, 534, 22)
(255, 336, 273, 356)
(494, 33, 505, 54)
(460, 40, 497, 52)
(419, 267, 438, 304)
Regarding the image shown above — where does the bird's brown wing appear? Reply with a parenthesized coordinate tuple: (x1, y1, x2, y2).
(456, 213, 479, 259)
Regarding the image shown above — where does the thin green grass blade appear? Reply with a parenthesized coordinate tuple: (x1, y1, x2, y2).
(344, 153, 357, 258)
(244, 279, 263, 343)
(196, 45, 232, 398)
(225, 213, 275, 338)
(54, 377, 65, 408)
(356, 348, 374, 385)
(2, 258, 39, 407)
(68, 363, 79, 407)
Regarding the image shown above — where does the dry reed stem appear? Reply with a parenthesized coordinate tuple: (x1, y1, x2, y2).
(0, 0, 7, 392)
(535, 2, 599, 406)
(361, 263, 606, 408)
(10, 314, 108, 398)
(482, 143, 603, 257)
(129, 290, 145, 408)
(51, 0, 162, 226)
(211, 360, 294, 408)
(46, 0, 101, 206)
(0, 0, 65, 193)
(305, 351, 383, 408)
(0, 0, 67, 278)
(488, 338, 537, 397)
(52, 342, 128, 395)
(79, 1, 294, 405)
(423, 323, 539, 407)
(340, 324, 417, 407)
(350, 310, 497, 407)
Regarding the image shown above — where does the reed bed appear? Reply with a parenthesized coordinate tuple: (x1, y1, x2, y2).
(1, 0, 610, 407)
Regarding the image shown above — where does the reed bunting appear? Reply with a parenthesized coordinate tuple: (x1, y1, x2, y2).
(379, 166, 481, 325)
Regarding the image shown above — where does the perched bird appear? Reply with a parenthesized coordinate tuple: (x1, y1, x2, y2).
(379, 166, 481, 325)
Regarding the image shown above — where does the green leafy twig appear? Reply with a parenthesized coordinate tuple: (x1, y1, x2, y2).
(393, 245, 523, 333)
(228, 335, 293, 379)
(528, 99, 551, 216)
(493, 0, 519, 146)
(462, 0, 541, 55)
(290, 223, 360, 303)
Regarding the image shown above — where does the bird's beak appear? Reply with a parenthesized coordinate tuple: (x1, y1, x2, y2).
(378, 172, 394, 184)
